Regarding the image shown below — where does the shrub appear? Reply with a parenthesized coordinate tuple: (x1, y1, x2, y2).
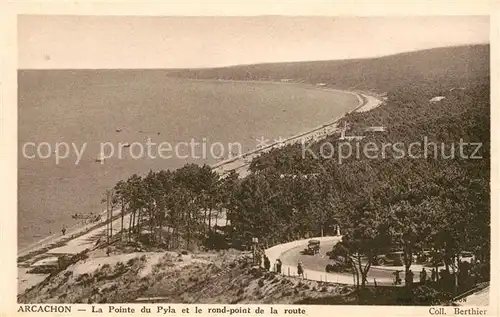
(189, 276, 199, 282)
(250, 267, 263, 278)
(408, 285, 452, 305)
(94, 271, 106, 282)
(283, 290, 292, 296)
(126, 258, 136, 266)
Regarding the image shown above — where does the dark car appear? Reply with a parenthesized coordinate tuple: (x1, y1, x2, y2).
(302, 239, 320, 255)
(414, 249, 432, 264)
(373, 251, 404, 266)
(326, 256, 351, 273)
(326, 262, 344, 273)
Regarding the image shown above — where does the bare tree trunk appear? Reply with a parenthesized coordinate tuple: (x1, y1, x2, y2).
(435, 263, 439, 282)
(453, 253, 459, 293)
(357, 255, 366, 288)
(132, 211, 136, 233)
(158, 210, 164, 244)
(208, 207, 213, 233)
(186, 208, 191, 249)
(149, 207, 155, 244)
(203, 208, 207, 235)
(110, 202, 113, 240)
(404, 244, 413, 286)
(136, 208, 142, 237)
(128, 212, 133, 242)
(120, 200, 124, 241)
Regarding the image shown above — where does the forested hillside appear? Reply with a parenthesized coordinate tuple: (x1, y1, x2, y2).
(166, 45, 489, 92)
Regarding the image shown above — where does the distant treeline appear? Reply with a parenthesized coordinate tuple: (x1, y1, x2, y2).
(165, 45, 489, 92)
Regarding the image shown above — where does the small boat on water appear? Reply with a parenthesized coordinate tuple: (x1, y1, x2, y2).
(116, 128, 122, 133)
(122, 143, 131, 148)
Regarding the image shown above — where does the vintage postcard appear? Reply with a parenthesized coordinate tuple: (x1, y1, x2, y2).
(1, 1, 498, 316)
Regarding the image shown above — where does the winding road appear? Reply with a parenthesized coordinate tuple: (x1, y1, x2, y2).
(270, 237, 430, 286)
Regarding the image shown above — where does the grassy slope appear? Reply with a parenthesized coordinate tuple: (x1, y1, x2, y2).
(18, 250, 353, 304)
(18, 248, 449, 305)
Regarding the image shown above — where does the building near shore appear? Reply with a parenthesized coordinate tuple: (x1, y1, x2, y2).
(363, 126, 387, 133)
(279, 173, 320, 179)
(430, 96, 446, 102)
(339, 121, 365, 141)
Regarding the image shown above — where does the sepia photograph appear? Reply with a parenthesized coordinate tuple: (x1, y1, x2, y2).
(13, 12, 491, 309)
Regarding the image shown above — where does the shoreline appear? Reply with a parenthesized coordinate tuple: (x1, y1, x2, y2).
(17, 81, 382, 261)
(210, 81, 382, 176)
(17, 208, 123, 261)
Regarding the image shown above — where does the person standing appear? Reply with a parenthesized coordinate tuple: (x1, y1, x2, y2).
(297, 261, 304, 278)
(419, 268, 427, 284)
(256, 248, 263, 267)
(406, 269, 414, 286)
(393, 270, 402, 285)
(431, 268, 437, 282)
(276, 259, 282, 273)
(264, 255, 270, 271)
(61, 227, 66, 236)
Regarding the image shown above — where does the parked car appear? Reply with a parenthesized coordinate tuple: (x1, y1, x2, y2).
(459, 251, 475, 263)
(326, 261, 344, 273)
(373, 251, 404, 266)
(326, 256, 351, 273)
(302, 239, 320, 255)
(415, 249, 432, 264)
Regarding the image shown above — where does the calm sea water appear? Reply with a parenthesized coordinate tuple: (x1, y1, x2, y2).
(18, 70, 358, 249)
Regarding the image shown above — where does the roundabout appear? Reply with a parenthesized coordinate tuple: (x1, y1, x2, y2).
(266, 237, 434, 286)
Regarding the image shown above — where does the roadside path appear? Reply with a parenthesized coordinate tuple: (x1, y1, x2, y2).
(18, 208, 123, 260)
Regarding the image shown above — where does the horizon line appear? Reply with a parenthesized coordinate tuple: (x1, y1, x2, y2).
(17, 43, 489, 71)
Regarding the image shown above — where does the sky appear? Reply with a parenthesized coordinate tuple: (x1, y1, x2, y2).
(18, 15, 489, 69)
